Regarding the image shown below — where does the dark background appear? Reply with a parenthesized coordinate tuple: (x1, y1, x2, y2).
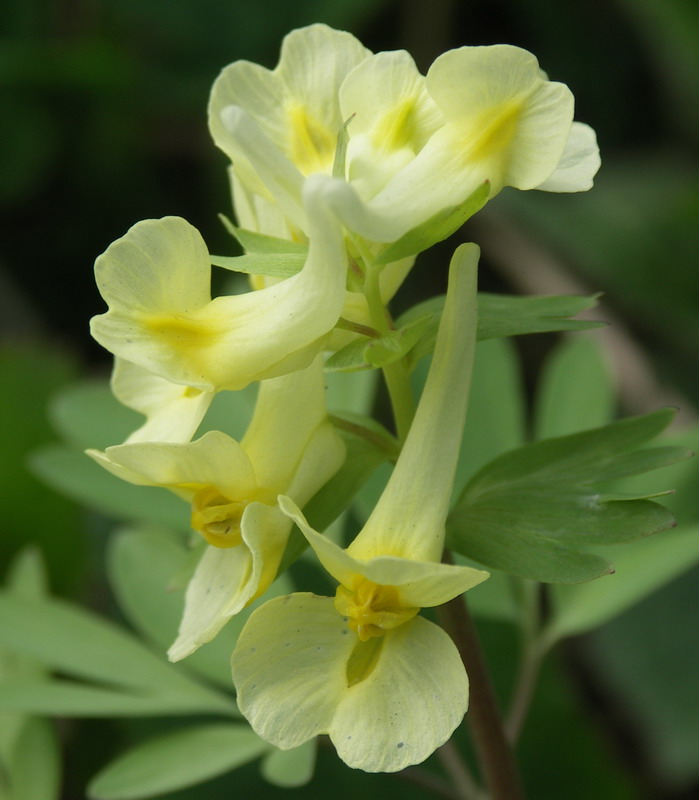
(1, 1, 698, 798)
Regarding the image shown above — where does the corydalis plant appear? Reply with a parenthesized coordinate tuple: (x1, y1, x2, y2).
(231, 245, 488, 772)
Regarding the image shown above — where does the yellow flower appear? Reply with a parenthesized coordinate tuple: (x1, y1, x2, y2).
(90, 175, 348, 394)
(232, 245, 488, 772)
(211, 25, 600, 248)
(88, 357, 345, 660)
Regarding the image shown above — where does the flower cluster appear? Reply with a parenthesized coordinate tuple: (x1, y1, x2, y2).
(89, 23, 599, 772)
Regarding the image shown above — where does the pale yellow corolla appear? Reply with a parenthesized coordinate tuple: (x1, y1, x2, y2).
(232, 245, 489, 772)
(88, 358, 345, 661)
(210, 24, 600, 249)
(90, 175, 349, 395)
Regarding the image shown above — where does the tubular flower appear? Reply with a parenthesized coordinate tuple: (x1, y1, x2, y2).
(231, 245, 489, 772)
(87, 357, 345, 661)
(210, 24, 600, 247)
(90, 175, 348, 394)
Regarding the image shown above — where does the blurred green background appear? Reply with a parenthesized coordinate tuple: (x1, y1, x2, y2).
(1, 1, 698, 798)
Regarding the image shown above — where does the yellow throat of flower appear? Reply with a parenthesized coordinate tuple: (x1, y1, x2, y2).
(334, 578, 419, 642)
(190, 485, 249, 548)
(286, 103, 336, 175)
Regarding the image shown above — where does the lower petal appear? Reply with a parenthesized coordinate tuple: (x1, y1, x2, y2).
(331, 616, 469, 772)
(232, 593, 356, 749)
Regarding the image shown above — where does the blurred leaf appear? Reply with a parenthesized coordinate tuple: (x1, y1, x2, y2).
(29, 444, 186, 530)
(0, 680, 225, 718)
(88, 724, 269, 800)
(546, 523, 699, 641)
(195, 382, 257, 441)
(400, 292, 602, 366)
(49, 380, 141, 451)
(454, 337, 526, 499)
(0, 593, 235, 716)
(584, 564, 699, 784)
(0, 344, 83, 593)
(534, 335, 616, 439)
(447, 410, 687, 582)
(326, 367, 377, 416)
(261, 739, 316, 788)
(0, 716, 60, 800)
(108, 526, 290, 694)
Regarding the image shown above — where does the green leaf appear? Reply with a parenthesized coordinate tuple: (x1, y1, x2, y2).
(261, 739, 316, 788)
(29, 445, 186, 530)
(0, 680, 221, 717)
(5, 547, 48, 601)
(454, 338, 526, 498)
(398, 292, 602, 367)
(374, 181, 491, 265)
(108, 526, 295, 694)
(534, 335, 616, 439)
(546, 523, 699, 642)
(0, 717, 60, 800)
(218, 217, 308, 255)
(0, 593, 235, 716)
(88, 724, 269, 800)
(326, 367, 377, 417)
(210, 252, 306, 279)
(49, 380, 141, 451)
(107, 527, 240, 693)
(447, 409, 688, 583)
(325, 314, 431, 372)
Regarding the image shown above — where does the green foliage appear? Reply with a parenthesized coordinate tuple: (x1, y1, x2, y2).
(261, 740, 316, 788)
(399, 292, 602, 368)
(447, 409, 688, 583)
(0, 345, 84, 594)
(534, 335, 616, 439)
(29, 444, 187, 529)
(88, 724, 269, 800)
(0, 591, 236, 717)
(0, 549, 61, 800)
(325, 315, 432, 372)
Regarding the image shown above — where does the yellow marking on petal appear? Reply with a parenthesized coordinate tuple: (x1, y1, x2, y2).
(144, 314, 226, 352)
(334, 579, 418, 642)
(372, 98, 419, 154)
(346, 635, 383, 687)
(286, 104, 336, 175)
(190, 485, 272, 548)
(466, 97, 524, 165)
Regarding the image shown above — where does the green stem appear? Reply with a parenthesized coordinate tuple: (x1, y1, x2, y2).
(364, 262, 416, 441)
(437, 554, 525, 800)
(437, 739, 485, 800)
(505, 580, 546, 743)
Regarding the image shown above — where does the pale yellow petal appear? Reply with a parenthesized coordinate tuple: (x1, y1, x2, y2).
(95, 431, 257, 499)
(91, 177, 348, 392)
(232, 593, 357, 748)
(169, 502, 291, 661)
(535, 121, 600, 192)
(111, 359, 212, 444)
(331, 617, 468, 772)
(278, 497, 487, 606)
